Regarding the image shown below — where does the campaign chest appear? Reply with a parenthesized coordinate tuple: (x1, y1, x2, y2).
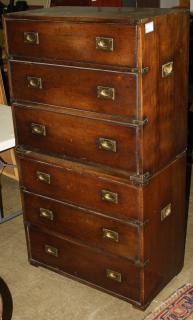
(4, 7, 189, 309)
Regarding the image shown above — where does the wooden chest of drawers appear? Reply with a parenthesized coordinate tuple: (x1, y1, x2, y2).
(4, 7, 189, 309)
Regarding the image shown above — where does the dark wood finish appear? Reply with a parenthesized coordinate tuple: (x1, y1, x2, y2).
(4, 7, 188, 309)
(13, 103, 137, 172)
(21, 151, 186, 307)
(17, 151, 141, 221)
(12, 102, 187, 174)
(28, 225, 141, 303)
(5, 20, 137, 66)
(138, 10, 189, 174)
(22, 191, 140, 260)
(3, 6, 175, 23)
(10, 62, 137, 116)
(142, 153, 186, 305)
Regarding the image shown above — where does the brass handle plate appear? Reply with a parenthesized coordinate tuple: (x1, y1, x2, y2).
(97, 86, 115, 100)
(102, 228, 119, 242)
(162, 61, 174, 78)
(106, 269, 122, 283)
(96, 37, 114, 52)
(24, 32, 39, 44)
(27, 76, 42, 89)
(45, 245, 58, 257)
(161, 203, 172, 221)
(98, 137, 117, 153)
(36, 171, 51, 184)
(40, 208, 54, 221)
(101, 190, 118, 204)
(31, 123, 46, 136)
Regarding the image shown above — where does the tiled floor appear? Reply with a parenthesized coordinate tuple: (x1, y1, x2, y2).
(0, 173, 192, 320)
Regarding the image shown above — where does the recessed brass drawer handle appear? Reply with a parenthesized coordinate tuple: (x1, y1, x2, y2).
(97, 86, 115, 100)
(103, 228, 119, 242)
(40, 208, 54, 221)
(31, 123, 46, 136)
(96, 37, 114, 52)
(36, 171, 51, 184)
(24, 32, 39, 44)
(45, 245, 58, 257)
(27, 76, 42, 89)
(101, 190, 118, 204)
(162, 61, 173, 78)
(161, 203, 172, 221)
(98, 137, 117, 153)
(106, 269, 122, 283)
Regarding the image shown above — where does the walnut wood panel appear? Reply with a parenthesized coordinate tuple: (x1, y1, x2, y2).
(13, 101, 187, 175)
(22, 191, 140, 260)
(10, 61, 137, 118)
(17, 152, 141, 221)
(27, 225, 141, 303)
(137, 11, 188, 173)
(5, 20, 137, 67)
(142, 154, 186, 306)
(13, 104, 137, 172)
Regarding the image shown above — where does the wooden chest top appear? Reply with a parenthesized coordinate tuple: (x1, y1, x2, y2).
(4, 6, 182, 23)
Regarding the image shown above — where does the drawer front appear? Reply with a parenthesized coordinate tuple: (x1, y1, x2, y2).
(28, 226, 140, 302)
(6, 20, 137, 67)
(14, 105, 137, 172)
(10, 61, 137, 118)
(18, 155, 140, 221)
(23, 191, 140, 260)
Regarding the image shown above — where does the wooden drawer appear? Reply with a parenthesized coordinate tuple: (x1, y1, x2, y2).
(23, 191, 141, 261)
(9, 61, 136, 118)
(13, 104, 137, 172)
(17, 151, 140, 221)
(27, 225, 141, 303)
(5, 20, 136, 67)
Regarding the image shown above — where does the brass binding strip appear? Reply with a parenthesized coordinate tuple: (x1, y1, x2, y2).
(128, 67, 149, 74)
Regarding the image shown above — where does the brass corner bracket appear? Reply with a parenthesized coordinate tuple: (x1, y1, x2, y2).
(132, 118, 148, 127)
(130, 172, 151, 186)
